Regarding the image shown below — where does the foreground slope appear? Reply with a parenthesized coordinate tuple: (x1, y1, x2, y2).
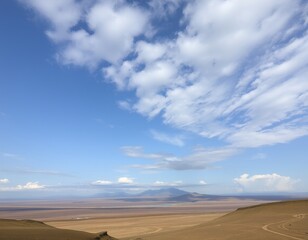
(0, 219, 117, 240)
(139, 200, 308, 240)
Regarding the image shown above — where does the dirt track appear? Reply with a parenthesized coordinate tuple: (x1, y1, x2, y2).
(49, 213, 224, 238)
(262, 214, 307, 240)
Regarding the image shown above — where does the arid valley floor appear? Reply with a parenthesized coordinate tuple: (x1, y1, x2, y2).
(0, 197, 307, 240)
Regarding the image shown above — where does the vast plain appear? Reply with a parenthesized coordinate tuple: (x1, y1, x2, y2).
(3, 197, 306, 239)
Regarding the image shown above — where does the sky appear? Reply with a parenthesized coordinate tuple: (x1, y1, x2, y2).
(0, 0, 308, 199)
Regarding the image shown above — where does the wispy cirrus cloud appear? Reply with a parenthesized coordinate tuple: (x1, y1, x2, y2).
(150, 130, 185, 146)
(20, 0, 308, 168)
(122, 145, 237, 170)
(1, 153, 22, 160)
(92, 180, 113, 185)
(121, 146, 168, 160)
(0, 168, 74, 177)
(110, 0, 307, 149)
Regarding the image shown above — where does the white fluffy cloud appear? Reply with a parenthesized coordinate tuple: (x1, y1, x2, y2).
(21, 0, 81, 41)
(63, 1, 148, 67)
(199, 180, 207, 185)
(234, 173, 298, 192)
(16, 182, 45, 190)
(21, 0, 308, 164)
(0, 179, 9, 184)
(118, 177, 134, 184)
(23, 0, 149, 68)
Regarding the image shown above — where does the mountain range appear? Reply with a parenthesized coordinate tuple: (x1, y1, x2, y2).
(96, 187, 303, 202)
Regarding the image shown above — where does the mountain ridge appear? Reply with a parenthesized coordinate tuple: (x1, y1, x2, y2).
(136, 187, 189, 198)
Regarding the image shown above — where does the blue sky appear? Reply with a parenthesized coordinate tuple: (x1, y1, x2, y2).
(0, 0, 307, 198)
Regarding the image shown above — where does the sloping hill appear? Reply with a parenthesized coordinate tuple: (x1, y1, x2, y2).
(141, 199, 308, 240)
(0, 219, 117, 240)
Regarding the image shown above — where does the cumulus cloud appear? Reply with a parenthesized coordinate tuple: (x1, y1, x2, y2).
(234, 173, 298, 192)
(199, 180, 207, 185)
(16, 182, 45, 190)
(0, 179, 9, 184)
(20, 0, 308, 166)
(22, 0, 149, 68)
(21, 0, 82, 42)
(118, 177, 134, 184)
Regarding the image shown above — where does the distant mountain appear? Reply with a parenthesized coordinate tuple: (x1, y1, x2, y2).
(119, 189, 230, 202)
(102, 187, 301, 202)
(168, 192, 227, 202)
(137, 187, 189, 198)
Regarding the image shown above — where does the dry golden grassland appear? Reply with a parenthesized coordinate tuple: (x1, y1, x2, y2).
(0, 219, 115, 240)
(2, 199, 307, 240)
(0, 198, 264, 239)
(48, 213, 224, 238)
(142, 200, 308, 240)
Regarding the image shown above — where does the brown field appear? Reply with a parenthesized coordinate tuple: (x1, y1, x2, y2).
(1, 199, 307, 240)
(142, 200, 308, 240)
(0, 198, 268, 239)
(47, 200, 264, 238)
(48, 213, 224, 238)
(0, 219, 115, 240)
